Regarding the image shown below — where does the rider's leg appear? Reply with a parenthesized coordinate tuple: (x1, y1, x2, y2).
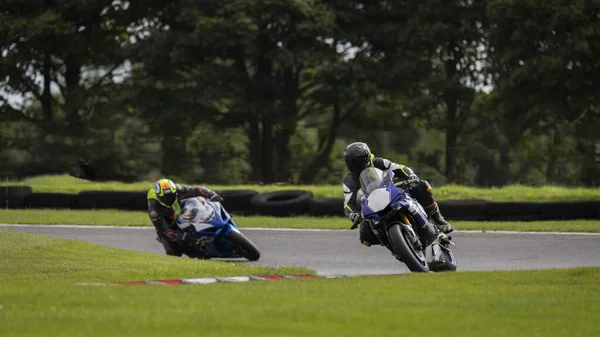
(359, 220, 381, 247)
(409, 180, 454, 234)
(156, 232, 184, 256)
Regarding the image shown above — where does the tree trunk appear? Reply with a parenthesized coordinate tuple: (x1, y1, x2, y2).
(275, 127, 294, 182)
(41, 52, 53, 122)
(248, 115, 263, 182)
(64, 54, 83, 137)
(274, 67, 300, 182)
(443, 41, 460, 184)
(160, 134, 187, 177)
(445, 118, 459, 184)
(498, 142, 511, 186)
(298, 101, 342, 184)
(261, 113, 274, 183)
(444, 84, 459, 184)
(253, 31, 276, 183)
(546, 125, 565, 184)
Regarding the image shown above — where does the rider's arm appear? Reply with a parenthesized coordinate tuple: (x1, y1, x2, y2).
(343, 173, 360, 219)
(148, 199, 172, 234)
(373, 157, 417, 180)
(176, 184, 219, 200)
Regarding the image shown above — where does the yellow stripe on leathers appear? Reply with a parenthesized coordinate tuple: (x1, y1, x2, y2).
(147, 189, 181, 213)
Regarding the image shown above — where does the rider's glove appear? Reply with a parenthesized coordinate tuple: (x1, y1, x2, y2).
(164, 230, 179, 241)
(209, 193, 224, 203)
(406, 174, 419, 186)
(165, 230, 194, 243)
(349, 212, 362, 230)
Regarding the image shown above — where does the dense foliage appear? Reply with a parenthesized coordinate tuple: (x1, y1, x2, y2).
(1, 0, 598, 186)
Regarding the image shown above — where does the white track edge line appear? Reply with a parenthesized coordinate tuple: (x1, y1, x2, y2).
(0, 223, 599, 235)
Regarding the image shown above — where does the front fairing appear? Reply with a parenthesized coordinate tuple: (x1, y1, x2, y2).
(176, 197, 231, 233)
(359, 173, 429, 227)
(358, 168, 394, 214)
(173, 197, 245, 258)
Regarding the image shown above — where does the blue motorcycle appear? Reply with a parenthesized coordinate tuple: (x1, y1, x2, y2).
(357, 167, 457, 272)
(169, 196, 261, 261)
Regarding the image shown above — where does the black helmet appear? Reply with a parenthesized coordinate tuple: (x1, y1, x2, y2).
(344, 142, 372, 173)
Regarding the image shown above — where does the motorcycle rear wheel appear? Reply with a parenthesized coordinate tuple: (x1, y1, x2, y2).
(227, 230, 261, 261)
(388, 224, 429, 272)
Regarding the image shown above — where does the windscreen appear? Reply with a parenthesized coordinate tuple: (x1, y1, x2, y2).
(359, 167, 385, 194)
(179, 197, 216, 224)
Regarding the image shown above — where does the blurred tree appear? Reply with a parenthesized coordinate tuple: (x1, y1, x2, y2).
(0, 0, 153, 178)
(486, 0, 600, 184)
(128, 0, 341, 183)
(403, 0, 488, 184)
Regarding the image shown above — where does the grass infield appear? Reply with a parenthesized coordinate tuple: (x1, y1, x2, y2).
(0, 209, 599, 232)
(2, 174, 600, 201)
(0, 229, 598, 337)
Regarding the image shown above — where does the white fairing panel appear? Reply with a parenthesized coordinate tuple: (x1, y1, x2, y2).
(176, 197, 216, 231)
(366, 188, 391, 213)
(191, 222, 216, 232)
(176, 221, 192, 230)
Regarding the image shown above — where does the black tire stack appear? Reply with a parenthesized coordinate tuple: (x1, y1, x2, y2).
(250, 190, 314, 217)
(0, 186, 32, 209)
(1, 184, 599, 221)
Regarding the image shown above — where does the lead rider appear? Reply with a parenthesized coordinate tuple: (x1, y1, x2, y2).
(148, 178, 224, 256)
(342, 142, 454, 247)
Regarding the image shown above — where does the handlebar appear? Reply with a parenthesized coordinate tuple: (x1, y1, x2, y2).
(394, 181, 413, 189)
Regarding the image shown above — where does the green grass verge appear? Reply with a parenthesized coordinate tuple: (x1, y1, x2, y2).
(0, 229, 313, 285)
(1, 209, 599, 232)
(3, 174, 600, 201)
(0, 230, 598, 337)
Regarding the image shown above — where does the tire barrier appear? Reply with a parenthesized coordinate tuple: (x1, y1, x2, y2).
(539, 201, 600, 220)
(77, 191, 148, 211)
(250, 190, 314, 217)
(485, 202, 544, 221)
(2, 185, 600, 221)
(25, 193, 79, 209)
(307, 198, 344, 217)
(215, 189, 259, 215)
(0, 186, 33, 209)
(437, 200, 490, 221)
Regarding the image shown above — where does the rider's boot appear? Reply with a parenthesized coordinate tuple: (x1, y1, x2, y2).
(425, 202, 454, 234)
(413, 220, 438, 248)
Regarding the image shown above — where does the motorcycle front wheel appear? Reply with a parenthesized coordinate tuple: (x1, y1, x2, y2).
(429, 244, 457, 272)
(388, 223, 429, 273)
(227, 230, 261, 261)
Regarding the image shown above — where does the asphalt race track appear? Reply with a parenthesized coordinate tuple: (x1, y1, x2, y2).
(2, 224, 600, 275)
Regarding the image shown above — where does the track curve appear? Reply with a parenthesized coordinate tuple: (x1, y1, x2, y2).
(2, 225, 600, 275)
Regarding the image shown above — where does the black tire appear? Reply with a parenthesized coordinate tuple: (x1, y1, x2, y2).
(25, 193, 79, 209)
(429, 247, 457, 272)
(250, 190, 314, 216)
(77, 191, 146, 210)
(486, 202, 544, 221)
(437, 200, 489, 221)
(215, 189, 259, 215)
(307, 198, 344, 217)
(441, 249, 458, 271)
(388, 224, 429, 273)
(540, 201, 600, 220)
(0, 186, 33, 209)
(227, 229, 261, 261)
